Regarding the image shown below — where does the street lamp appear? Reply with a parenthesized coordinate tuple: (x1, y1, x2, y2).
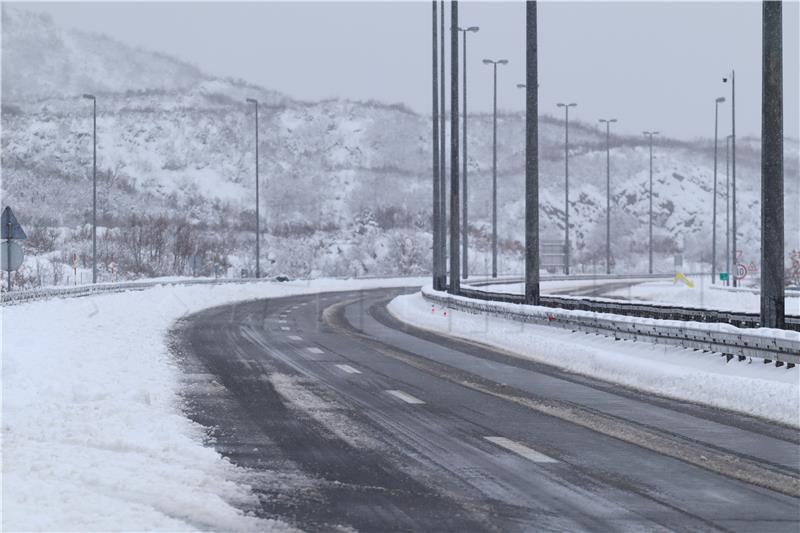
(599, 118, 617, 274)
(457, 25, 479, 279)
(712, 96, 725, 284)
(245, 98, 260, 279)
(431, 1, 443, 290)
(483, 58, 508, 278)
(82, 93, 97, 284)
(439, 0, 447, 289)
(557, 102, 577, 275)
(725, 134, 732, 286)
(723, 71, 736, 286)
(643, 130, 659, 274)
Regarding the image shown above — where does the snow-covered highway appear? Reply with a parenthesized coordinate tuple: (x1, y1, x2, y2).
(172, 286, 799, 532)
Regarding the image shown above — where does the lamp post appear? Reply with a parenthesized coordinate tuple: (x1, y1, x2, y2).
(556, 102, 577, 275)
(643, 130, 659, 274)
(245, 98, 260, 279)
(82, 94, 97, 284)
(599, 118, 616, 274)
(449, 1, 460, 294)
(761, 0, 785, 329)
(431, 1, 442, 290)
(483, 58, 508, 278)
(712, 96, 725, 284)
(439, 0, 447, 289)
(723, 71, 736, 286)
(525, 0, 539, 305)
(725, 134, 732, 285)
(458, 26, 479, 279)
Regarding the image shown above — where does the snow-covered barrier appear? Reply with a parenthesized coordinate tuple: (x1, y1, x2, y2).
(422, 286, 800, 367)
(0, 274, 403, 306)
(0, 277, 265, 305)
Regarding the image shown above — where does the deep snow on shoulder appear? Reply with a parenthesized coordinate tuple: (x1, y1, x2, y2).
(387, 291, 799, 427)
(1, 277, 425, 531)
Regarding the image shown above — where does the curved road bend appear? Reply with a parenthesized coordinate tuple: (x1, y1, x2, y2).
(172, 287, 800, 533)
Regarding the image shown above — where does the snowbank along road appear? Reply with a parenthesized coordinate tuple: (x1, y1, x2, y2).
(172, 286, 800, 533)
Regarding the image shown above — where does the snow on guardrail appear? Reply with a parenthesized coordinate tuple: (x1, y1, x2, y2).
(422, 286, 800, 367)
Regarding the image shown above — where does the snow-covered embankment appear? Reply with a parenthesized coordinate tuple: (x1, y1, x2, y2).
(1, 277, 424, 531)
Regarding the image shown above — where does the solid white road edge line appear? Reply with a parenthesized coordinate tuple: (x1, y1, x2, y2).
(386, 390, 425, 405)
(484, 436, 558, 463)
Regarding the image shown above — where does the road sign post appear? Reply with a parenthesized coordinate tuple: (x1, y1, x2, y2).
(1, 207, 27, 291)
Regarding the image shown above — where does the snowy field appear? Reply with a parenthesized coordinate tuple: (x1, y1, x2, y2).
(388, 291, 799, 427)
(605, 280, 800, 314)
(473, 278, 800, 314)
(1, 277, 426, 532)
(465, 277, 663, 295)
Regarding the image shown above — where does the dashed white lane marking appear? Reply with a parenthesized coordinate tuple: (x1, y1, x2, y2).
(280, 326, 291, 331)
(386, 390, 425, 405)
(484, 437, 558, 463)
(279, 319, 288, 323)
(288, 335, 303, 341)
(307, 347, 324, 354)
(335, 364, 362, 374)
(300, 302, 307, 306)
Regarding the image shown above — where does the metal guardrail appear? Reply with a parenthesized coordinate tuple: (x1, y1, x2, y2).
(0, 277, 269, 306)
(0, 274, 426, 306)
(424, 287, 800, 367)
(464, 273, 676, 287)
(457, 287, 800, 332)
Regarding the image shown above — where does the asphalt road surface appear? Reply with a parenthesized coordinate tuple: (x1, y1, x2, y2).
(172, 286, 800, 533)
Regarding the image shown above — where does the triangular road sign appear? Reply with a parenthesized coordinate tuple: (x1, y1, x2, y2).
(1, 206, 27, 240)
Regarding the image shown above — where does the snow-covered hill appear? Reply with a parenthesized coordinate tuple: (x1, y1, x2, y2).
(1, 6, 798, 285)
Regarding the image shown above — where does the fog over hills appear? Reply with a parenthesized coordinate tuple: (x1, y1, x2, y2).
(1, 7, 797, 285)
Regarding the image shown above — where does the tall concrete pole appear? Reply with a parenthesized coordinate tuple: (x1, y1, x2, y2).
(432, 1, 442, 290)
(525, 1, 540, 305)
(83, 94, 97, 284)
(726, 134, 732, 285)
(449, 0, 460, 294)
(599, 119, 616, 274)
(558, 102, 576, 275)
(761, 0, 784, 329)
(643, 130, 659, 274)
(92, 98, 96, 284)
(246, 98, 260, 278)
(712, 96, 725, 284)
(458, 26, 478, 279)
(439, 0, 447, 289)
(483, 58, 508, 278)
(724, 71, 737, 286)
(492, 62, 498, 278)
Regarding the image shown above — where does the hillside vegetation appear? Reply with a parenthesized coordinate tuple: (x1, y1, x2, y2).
(2, 7, 798, 287)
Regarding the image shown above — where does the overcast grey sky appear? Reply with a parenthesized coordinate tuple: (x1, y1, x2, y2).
(18, 1, 800, 140)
